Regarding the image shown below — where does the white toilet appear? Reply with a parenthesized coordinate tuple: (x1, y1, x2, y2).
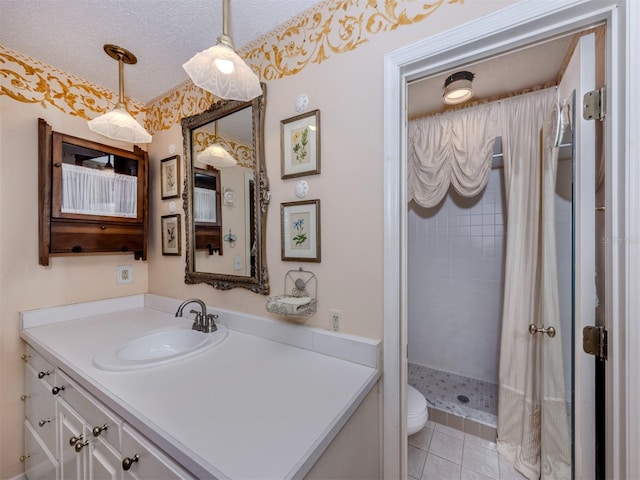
(407, 384, 429, 436)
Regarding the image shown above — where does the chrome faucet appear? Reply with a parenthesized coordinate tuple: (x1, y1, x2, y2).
(175, 298, 218, 333)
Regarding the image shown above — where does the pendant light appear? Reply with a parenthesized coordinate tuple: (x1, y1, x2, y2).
(88, 44, 152, 144)
(442, 71, 475, 105)
(197, 121, 237, 168)
(183, 0, 262, 101)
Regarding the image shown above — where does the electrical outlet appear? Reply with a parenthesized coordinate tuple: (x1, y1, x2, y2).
(330, 309, 343, 332)
(233, 257, 242, 270)
(116, 265, 133, 285)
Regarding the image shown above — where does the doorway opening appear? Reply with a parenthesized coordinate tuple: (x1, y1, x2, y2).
(382, 2, 623, 479)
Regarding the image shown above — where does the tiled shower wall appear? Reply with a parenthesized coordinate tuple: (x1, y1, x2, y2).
(408, 162, 573, 394)
(408, 169, 505, 384)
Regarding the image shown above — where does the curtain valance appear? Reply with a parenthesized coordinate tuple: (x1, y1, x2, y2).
(408, 89, 555, 208)
(61, 163, 137, 218)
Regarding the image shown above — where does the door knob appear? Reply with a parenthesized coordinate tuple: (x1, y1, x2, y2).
(528, 324, 556, 338)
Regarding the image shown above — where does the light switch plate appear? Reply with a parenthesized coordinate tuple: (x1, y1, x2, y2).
(116, 265, 133, 285)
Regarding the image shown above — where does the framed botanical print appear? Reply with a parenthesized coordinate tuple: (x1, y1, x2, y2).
(280, 110, 320, 179)
(281, 200, 320, 262)
(161, 155, 180, 199)
(161, 214, 181, 256)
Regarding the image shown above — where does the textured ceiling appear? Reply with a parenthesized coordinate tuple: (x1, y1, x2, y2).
(408, 34, 575, 119)
(0, 0, 324, 103)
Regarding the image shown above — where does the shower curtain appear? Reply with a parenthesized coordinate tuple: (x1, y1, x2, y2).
(496, 90, 571, 479)
(408, 88, 570, 479)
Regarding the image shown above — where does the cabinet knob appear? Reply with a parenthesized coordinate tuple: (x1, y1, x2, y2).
(69, 434, 83, 447)
(38, 418, 52, 427)
(38, 370, 52, 379)
(92, 424, 108, 437)
(122, 454, 139, 471)
(54, 162, 62, 167)
(21, 353, 31, 362)
(74, 440, 89, 453)
(20, 454, 31, 462)
(51, 385, 65, 395)
(20, 394, 31, 401)
(71, 245, 83, 253)
(100, 225, 107, 230)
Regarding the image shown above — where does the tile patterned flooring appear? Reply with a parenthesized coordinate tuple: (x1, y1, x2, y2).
(409, 422, 527, 480)
(408, 363, 498, 427)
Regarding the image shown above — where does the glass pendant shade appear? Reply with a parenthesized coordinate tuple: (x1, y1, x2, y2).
(87, 44, 152, 144)
(198, 143, 237, 168)
(183, 0, 261, 102)
(88, 105, 152, 144)
(183, 43, 262, 101)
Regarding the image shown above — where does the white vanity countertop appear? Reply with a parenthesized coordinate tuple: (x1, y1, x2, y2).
(20, 294, 380, 480)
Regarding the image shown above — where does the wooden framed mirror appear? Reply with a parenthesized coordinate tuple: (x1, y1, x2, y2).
(181, 83, 269, 294)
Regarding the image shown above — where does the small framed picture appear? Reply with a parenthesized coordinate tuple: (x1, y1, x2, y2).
(281, 200, 320, 262)
(161, 155, 180, 199)
(161, 214, 181, 256)
(280, 109, 320, 179)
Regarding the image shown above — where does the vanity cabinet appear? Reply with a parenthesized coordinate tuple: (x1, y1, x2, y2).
(57, 371, 123, 480)
(38, 118, 149, 266)
(23, 419, 58, 480)
(22, 345, 191, 480)
(22, 345, 58, 479)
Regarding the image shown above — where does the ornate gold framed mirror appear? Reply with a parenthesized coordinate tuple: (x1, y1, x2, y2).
(181, 83, 269, 294)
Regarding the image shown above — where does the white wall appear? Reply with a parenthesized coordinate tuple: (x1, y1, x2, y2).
(408, 168, 505, 384)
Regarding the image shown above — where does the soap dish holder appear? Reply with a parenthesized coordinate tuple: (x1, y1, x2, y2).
(265, 268, 317, 317)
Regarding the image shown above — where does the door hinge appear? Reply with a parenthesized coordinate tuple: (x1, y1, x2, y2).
(583, 325, 608, 360)
(583, 86, 606, 121)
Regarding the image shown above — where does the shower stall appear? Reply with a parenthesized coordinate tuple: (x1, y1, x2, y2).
(406, 85, 578, 478)
(408, 164, 505, 431)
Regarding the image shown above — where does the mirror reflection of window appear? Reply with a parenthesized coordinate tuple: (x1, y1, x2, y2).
(194, 170, 218, 224)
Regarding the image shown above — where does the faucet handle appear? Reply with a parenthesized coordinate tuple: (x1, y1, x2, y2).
(203, 314, 218, 333)
(191, 311, 204, 331)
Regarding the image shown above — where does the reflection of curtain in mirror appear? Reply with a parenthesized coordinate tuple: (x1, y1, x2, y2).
(61, 164, 137, 217)
(194, 187, 217, 222)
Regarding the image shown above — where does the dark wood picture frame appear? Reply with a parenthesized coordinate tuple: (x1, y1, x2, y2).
(281, 199, 321, 262)
(161, 155, 180, 199)
(161, 214, 181, 256)
(280, 110, 320, 179)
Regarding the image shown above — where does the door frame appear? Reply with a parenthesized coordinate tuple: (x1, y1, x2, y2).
(382, 0, 637, 477)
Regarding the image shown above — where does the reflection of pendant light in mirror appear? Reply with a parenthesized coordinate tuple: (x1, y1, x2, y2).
(103, 154, 115, 172)
(197, 121, 237, 168)
(88, 45, 152, 144)
(183, 0, 262, 101)
(442, 71, 475, 105)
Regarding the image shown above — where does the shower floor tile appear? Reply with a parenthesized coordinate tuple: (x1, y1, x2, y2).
(409, 363, 498, 428)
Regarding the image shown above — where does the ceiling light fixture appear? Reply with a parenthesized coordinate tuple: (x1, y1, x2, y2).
(88, 45, 152, 144)
(197, 121, 237, 168)
(442, 71, 475, 105)
(183, 0, 262, 102)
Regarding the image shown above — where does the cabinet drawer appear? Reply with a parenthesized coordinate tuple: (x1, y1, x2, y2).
(25, 344, 55, 387)
(50, 221, 143, 254)
(121, 425, 193, 479)
(57, 371, 122, 451)
(25, 363, 57, 453)
(24, 419, 58, 480)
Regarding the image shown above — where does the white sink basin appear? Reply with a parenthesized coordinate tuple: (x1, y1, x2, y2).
(94, 326, 228, 371)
